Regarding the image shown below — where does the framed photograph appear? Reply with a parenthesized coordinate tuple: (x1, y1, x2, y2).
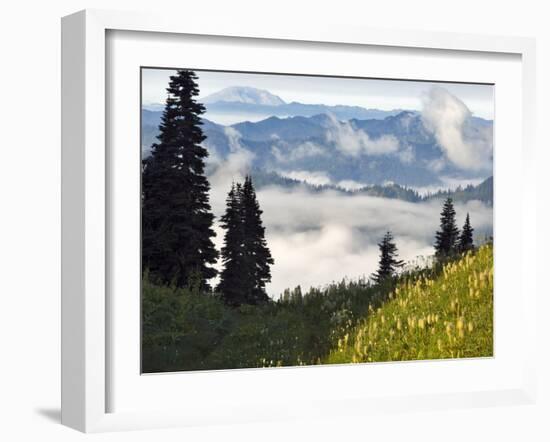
(62, 9, 537, 432)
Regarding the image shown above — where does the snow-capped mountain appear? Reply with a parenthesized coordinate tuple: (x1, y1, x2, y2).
(202, 86, 286, 106)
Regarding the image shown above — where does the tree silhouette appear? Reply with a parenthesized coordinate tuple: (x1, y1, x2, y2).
(434, 198, 459, 259)
(241, 175, 274, 304)
(218, 176, 274, 305)
(217, 183, 247, 306)
(458, 213, 474, 253)
(142, 69, 218, 289)
(372, 231, 404, 283)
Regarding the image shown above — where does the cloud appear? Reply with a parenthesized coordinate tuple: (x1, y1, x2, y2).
(426, 157, 446, 173)
(410, 176, 486, 197)
(397, 144, 415, 164)
(208, 185, 493, 297)
(271, 141, 327, 163)
(204, 127, 256, 213)
(277, 170, 332, 186)
(421, 87, 492, 171)
(336, 180, 368, 191)
(324, 114, 400, 156)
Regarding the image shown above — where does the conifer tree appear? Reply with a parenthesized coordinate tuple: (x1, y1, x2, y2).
(217, 183, 247, 306)
(372, 231, 404, 283)
(241, 175, 274, 304)
(218, 176, 274, 306)
(434, 197, 460, 259)
(142, 69, 218, 289)
(458, 213, 474, 253)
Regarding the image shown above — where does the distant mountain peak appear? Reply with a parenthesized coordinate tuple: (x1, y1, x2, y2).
(202, 86, 286, 106)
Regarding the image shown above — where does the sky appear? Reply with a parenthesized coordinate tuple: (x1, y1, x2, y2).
(142, 68, 494, 120)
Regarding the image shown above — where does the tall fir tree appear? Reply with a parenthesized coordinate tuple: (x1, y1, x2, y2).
(141, 69, 218, 289)
(434, 197, 460, 259)
(457, 213, 474, 253)
(218, 176, 274, 306)
(241, 175, 274, 304)
(217, 183, 247, 306)
(372, 231, 404, 283)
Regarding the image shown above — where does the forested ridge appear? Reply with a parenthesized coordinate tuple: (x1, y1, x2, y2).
(248, 169, 493, 205)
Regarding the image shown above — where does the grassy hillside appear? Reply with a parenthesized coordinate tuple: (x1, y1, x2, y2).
(327, 244, 493, 364)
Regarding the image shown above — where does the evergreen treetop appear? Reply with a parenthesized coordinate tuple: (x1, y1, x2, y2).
(142, 69, 218, 289)
(241, 175, 274, 304)
(218, 182, 247, 306)
(458, 212, 475, 254)
(434, 197, 460, 259)
(217, 176, 274, 306)
(372, 231, 404, 284)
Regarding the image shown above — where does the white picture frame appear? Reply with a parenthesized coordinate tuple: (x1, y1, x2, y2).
(61, 9, 537, 433)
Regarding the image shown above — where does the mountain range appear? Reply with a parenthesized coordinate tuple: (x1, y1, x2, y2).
(142, 109, 492, 189)
(141, 85, 493, 200)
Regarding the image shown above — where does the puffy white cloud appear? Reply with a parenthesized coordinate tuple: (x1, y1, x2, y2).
(324, 114, 400, 156)
(277, 170, 332, 186)
(271, 141, 327, 163)
(422, 87, 493, 171)
(336, 180, 368, 191)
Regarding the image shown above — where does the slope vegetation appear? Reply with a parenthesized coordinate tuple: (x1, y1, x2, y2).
(328, 244, 493, 364)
